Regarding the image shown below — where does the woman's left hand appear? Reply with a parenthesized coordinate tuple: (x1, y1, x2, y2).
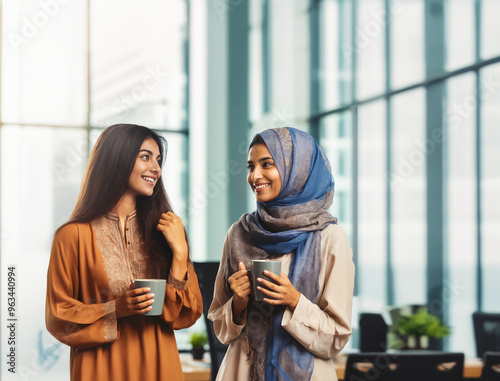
(157, 212, 189, 278)
(257, 271, 301, 312)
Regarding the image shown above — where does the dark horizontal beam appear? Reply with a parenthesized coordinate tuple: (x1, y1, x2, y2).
(309, 54, 500, 121)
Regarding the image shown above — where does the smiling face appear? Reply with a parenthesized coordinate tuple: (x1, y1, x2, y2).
(247, 143, 282, 203)
(127, 138, 162, 198)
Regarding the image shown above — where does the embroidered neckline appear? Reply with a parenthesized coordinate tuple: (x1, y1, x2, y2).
(90, 214, 148, 296)
(103, 210, 137, 221)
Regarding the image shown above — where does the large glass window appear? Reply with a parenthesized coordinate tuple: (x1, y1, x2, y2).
(1, 125, 88, 377)
(390, 0, 424, 89)
(446, 73, 478, 353)
(445, 0, 475, 72)
(391, 88, 426, 305)
(306, 0, 500, 356)
(268, 0, 310, 131)
(318, 0, 352, 110)
(320, 111, 354, 237)
(481, 0, 500, 59)
(1, 1, 189, 378)
(2, 1, 87, 126)
(480, 63, 500, 311)
(357, 100, 387, 310)
(356, 0, 385, 100)
(249, 0, 265, 121)
(90, 0, 188, 130)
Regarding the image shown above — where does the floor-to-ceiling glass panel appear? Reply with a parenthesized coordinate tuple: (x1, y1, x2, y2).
(249, 0, 264, 122)
(480, 63, 500, 311)
(390, 0, 424, 89)
(2, 0, 87, 126)
(160, 132, 189, 221)
(319, 0, 352, 110)
(319, 111, 353, 240)
(1, 125, 87, 380)
(481, 0, 500, 60)
(445, 0, 475, 72)
(269, 0, 310, 129)
(356, 0, 385, 100)
(357, 100, 387, 311)
(447, 73, 477, 356)
(390, 88, 426, 305)
(90, 0, 188, 130)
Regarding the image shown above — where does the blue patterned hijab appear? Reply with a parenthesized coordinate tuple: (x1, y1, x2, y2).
(226, 127, 336, 380)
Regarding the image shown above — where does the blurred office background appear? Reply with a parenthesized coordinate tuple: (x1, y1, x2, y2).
(1, 0, 499, 378)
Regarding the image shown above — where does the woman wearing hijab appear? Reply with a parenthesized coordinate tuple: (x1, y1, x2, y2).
(45, 124, 203, 380)
(208, 127, 355, 380)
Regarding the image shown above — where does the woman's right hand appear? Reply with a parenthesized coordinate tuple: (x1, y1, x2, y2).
(116, 284, 155, 319)
(228, 262, 252, 319)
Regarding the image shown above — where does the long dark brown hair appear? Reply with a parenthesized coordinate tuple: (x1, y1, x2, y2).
(60, 123, 184, 278)
(249, 133, 265, 149)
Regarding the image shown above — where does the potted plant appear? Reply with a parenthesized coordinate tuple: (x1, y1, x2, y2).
(391, 307, 450, 349)
(189, 332, 208, 360)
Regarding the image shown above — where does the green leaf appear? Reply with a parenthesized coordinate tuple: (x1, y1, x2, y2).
(391, 307, 450, 339)
(189, 332, 208, 349)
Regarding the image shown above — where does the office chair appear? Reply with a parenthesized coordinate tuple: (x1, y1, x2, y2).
(481, 352, 500, 381)
(193, 261, 228, 381)
(344, 352, 464, 381)
(359, 313, 388, 352)
(473, 312, 500, 358)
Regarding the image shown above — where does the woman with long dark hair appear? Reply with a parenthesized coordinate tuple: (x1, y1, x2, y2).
(208, 127, 355, 380)
(46, 124, 202, 380)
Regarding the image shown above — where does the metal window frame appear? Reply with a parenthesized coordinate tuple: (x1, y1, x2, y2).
(309, 0, 500, 324)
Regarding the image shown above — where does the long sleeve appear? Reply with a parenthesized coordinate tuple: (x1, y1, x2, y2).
(45, 224, 119, 350)
(160, 264, 203, 330)
(208, 227, 246, 344)
(46, 216, 200, 381)
(281, 225, 354, 358)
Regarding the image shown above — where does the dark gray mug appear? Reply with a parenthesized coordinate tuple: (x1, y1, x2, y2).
(251, 260, 281, 302)
(134, 279, 166, 316)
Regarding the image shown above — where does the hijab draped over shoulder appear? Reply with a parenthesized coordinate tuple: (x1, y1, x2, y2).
(224, 127, 337, 381)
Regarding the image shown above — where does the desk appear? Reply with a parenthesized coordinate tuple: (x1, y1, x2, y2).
(334, 355, 483, 380)
(180, 352, 483, 380)
(180, 353, 211, 381)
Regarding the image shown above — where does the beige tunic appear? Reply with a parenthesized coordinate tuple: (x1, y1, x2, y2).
(45, 212, 203, 381)
(208, 223, 355, 380)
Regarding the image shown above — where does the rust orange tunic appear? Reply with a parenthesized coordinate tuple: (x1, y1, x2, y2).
(45, 212, 203, 381)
